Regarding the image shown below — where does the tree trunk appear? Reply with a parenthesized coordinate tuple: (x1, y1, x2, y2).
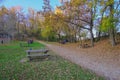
(97, 31, 101, 41)
(90, 9, 94, 47)
(17, 21, 20, 40)
(90, 29, 94, 47)
(109, 3, 116, 46)
(109, 29, 116, 46)
(57, 33, 61, 41)
(74, 32, 77, 42)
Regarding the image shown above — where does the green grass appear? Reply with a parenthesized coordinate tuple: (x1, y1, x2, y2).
(0, 41, 105, 80)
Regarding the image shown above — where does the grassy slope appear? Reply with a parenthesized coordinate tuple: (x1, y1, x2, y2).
(0, 41, 104, 80)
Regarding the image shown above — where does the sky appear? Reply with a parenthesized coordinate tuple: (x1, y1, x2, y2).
(0, 0, 61, 13)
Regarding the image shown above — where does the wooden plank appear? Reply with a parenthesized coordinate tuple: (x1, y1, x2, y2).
(27, 54, 50, 61)
(27, 54, 50, 57)
(26, 49, 49, 53)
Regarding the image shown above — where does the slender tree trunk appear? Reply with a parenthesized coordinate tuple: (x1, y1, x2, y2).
(109, 29, 116, 46)
(17, 21, 20, 40)
(109, 3, 116, 46)
(74, 32, 77, 42)
(24, 23, 27, 34)
(90, 29, 94, 47)
(90, 9, 94, 47)
(97, 31, 101, 41)
(58, 33, 61, 41)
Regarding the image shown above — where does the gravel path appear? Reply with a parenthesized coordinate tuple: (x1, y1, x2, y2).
(39, 41, 120, 80)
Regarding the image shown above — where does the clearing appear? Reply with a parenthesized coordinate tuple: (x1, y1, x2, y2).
(0, 41, 104, 80)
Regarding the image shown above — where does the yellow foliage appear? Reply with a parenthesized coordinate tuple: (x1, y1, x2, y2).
(70, 0, 85, 6)
(0, 6, 8, 16)
(55, 7, 63, 14)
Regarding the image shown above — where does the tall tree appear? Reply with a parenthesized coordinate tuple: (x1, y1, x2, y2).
(100, 0, 120, 46)
(60, 0, 100, 46)
(0, 6, 8, 32)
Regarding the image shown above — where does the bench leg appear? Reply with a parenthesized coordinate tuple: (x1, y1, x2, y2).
(28, 57, 32, 61)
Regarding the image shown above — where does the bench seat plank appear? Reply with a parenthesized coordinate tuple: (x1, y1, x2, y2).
(26, 49, 49, 53)
(27, 54, 50, 57)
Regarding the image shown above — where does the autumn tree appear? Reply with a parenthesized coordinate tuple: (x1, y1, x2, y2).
(59, 0, 101, 46)
(100, 0, 120, 46)
(0, 6, 18, 39)
(0, 6, 8, 33)
(0, 6, 27, 40)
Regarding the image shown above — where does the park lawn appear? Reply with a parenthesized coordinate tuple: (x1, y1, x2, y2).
(0, 41, 105, 80)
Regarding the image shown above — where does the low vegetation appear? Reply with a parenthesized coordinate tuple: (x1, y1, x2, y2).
(0, 41, 105, 80)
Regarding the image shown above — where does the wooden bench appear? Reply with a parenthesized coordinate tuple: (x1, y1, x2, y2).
(26, 49, 50, 61)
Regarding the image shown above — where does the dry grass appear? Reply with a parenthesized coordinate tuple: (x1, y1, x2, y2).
(57, 39, 120, 67)
(39, 39, 120, 79)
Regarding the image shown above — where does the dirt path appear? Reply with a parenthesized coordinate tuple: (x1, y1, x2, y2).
(39, 41, 120, 80)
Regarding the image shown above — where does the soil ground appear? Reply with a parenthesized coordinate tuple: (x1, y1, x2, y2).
(39, 40, 120, 80)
